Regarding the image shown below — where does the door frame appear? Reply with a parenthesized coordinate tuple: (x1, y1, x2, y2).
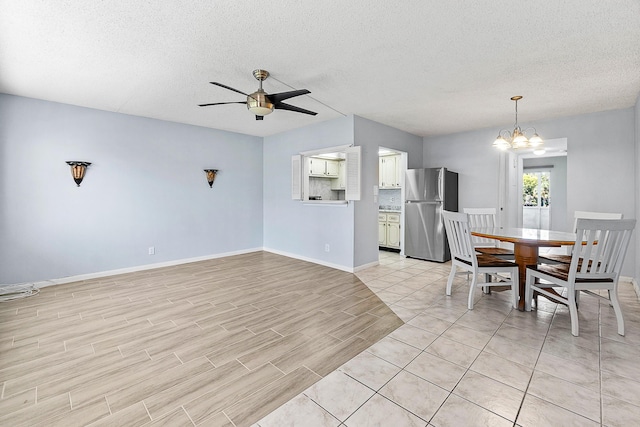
(501, 138, 568, 228)
(377, 147, 408, 256)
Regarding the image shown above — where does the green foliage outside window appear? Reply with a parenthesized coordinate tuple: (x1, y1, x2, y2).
(523, 172, 550, 207)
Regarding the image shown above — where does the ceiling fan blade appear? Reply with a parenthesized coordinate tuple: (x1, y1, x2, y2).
(255, 115, 264, 121)
(209, 82, 250, 97)
(198, 101, 246, 107)
(274, 102, 317, 116)
(268, 89, 311, 104)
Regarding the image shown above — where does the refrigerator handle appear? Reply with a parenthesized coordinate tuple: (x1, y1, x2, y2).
(437, 169, 444, 201)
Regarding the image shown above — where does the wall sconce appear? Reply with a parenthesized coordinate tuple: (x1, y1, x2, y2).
(66, 161, 91, 187)
(204, 169, 219, 187)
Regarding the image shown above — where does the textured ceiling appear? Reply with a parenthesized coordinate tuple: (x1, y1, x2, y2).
(1, 1, 639, 138)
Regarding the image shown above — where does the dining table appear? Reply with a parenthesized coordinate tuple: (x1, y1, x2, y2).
(470, 227, 577, 311)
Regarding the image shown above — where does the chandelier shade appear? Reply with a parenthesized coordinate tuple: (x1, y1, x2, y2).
(492, 96, 544, 152)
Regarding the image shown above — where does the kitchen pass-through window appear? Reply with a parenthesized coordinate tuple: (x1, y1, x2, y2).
(292, 145, 361, 203)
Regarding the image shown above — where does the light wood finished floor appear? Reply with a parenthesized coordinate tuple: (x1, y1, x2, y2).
(0, 251, 403, 426)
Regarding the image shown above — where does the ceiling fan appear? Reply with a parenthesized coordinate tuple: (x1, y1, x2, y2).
(199, 69, 317, 120)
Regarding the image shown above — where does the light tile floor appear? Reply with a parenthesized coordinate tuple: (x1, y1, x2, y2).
(257, 250, 640, 427)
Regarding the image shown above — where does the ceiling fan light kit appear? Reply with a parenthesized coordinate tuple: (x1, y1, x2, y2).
(246, 70, 274, 118)
(247, 90, 274, 117)
(199, 69, 317, 120)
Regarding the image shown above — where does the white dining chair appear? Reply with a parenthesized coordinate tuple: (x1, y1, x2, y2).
(525, 218, 636, 336)
(539, 211, 623, 265)
(463, 208, 514, 258)
(443, 211, 519, 310)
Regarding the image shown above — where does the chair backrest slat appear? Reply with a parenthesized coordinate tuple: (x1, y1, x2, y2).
(571, 218, 635, 281)
(463, 208, 497, 247)
(573, 211, 623, 233)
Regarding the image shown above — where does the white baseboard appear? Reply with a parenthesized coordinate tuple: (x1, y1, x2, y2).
(24, 247, 383, 290)
(25, 250, 638, 296)
(32, 247, 263, 288)
(354, 260, 380, 272)
(263, 247, 354, 273)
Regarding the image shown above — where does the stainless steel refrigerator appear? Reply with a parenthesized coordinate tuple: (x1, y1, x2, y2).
(404, 168, 458, 262)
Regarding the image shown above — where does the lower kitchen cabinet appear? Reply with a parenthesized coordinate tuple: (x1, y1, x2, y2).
(378, 212, 401, 249)
(378, 214, 388, 246)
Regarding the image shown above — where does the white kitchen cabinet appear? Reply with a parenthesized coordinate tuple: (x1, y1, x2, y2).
(325, 159, 339, 177)
(379, 155, 401, 188)
(386, 213, 401, 248)
(308, 158, 324, 176)
(331, 160, 346, 190)
(378, 212, 401, 249)
(309, 158, 339, 177)
(378, 213, 388, 246)
(394, 156, 403, 188)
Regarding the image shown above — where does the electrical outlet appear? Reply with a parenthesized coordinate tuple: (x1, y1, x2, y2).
(148, 246, 155, 255)
(390, 197, 394, 202)
(324, 244, 330, 252)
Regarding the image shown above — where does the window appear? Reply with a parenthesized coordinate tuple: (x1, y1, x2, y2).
(523, 171, 550, 207)
(292, 145, 361, 203)
(522, 170, 551, 228)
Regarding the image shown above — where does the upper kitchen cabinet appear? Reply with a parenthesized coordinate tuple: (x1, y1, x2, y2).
(331, 160, 346, 190)
(308, 157, 340, 177)
(379, 154, 402, 188)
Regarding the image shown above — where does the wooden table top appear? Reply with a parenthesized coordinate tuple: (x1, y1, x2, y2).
(471, 227, 577, 247)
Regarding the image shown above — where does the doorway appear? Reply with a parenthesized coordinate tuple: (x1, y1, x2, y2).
(502, 138, 568, 230)
(522, 170, 551, 228)
(378, 147, 407, 257)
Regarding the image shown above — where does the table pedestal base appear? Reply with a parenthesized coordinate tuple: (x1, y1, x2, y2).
(514, 244, 537, 311)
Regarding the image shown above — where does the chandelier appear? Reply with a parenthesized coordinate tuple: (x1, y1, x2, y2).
(492, 96, 544, 152)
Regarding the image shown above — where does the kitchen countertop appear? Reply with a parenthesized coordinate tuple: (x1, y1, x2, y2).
(379, 205, 401, 213)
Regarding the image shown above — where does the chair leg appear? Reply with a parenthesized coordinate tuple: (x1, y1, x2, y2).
(568, 289, 580, 337)
(483, 273, 491, 294)
(511, 269, 519, 309)
(468, 273, 478, 310)
(524, 270, 533, 311)
(446, 266, 456, 296)
(609, 289, 625, 336)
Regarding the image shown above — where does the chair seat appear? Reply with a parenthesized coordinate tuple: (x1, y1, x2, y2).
(475, 247, 514, 257)
(528, 263, 613, 283)
(455, 254, 518, 268)
(539, 254, 571, 264)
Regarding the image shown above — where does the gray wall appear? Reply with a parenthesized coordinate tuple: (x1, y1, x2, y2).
(353, 116, 423, 268)
(424, 108, 636, 278)
(2, 93, 635, 283)
(0, 94, 263, 283)
(262, 115, 422, 271)
(262, 116, 356, 269)
(423, 127, 502, 209)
